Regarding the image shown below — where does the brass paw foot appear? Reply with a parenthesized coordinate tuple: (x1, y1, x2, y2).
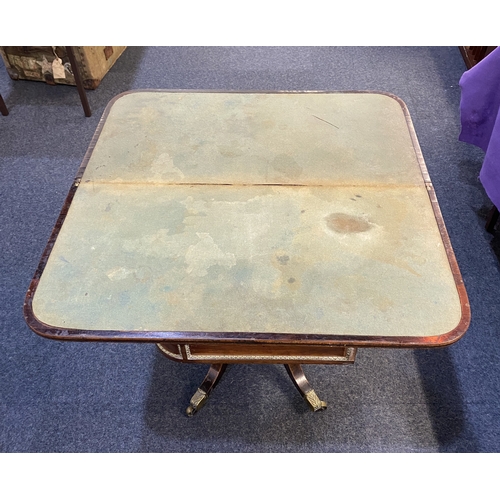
(304, 388, 328, 412)
(285, 364, 328, 412)
(185, 364, 227, 417)
(186, 388, 208, 416)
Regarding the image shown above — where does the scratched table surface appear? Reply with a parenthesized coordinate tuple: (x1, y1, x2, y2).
(28, 91, 468, 344)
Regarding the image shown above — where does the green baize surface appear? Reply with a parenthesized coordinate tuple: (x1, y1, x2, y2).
(32, 92, 462, 336)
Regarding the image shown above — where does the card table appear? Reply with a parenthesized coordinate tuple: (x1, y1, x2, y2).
(24, 90, 470, 414)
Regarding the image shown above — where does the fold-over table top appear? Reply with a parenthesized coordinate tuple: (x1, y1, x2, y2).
(27, 91, 469, 346)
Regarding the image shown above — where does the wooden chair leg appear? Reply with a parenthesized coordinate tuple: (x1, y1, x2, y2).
(66, 46, 91, 117)
(486, 206, 499, 233)
(0, 93, 8, 116)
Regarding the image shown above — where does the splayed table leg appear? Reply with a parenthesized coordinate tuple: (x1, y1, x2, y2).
(285, 364, 327, 412)
(186, 363, 227, 416)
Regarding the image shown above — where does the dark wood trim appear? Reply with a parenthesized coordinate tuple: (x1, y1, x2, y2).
(395, 92, 471, 348)
(23, 90, 470, 349)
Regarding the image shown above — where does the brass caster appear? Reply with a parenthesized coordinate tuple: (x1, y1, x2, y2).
(186, 388, 208, 417)
(285, 364, 327, 413)
(305, 389, 328, 412)
(184, 364, 227, 417)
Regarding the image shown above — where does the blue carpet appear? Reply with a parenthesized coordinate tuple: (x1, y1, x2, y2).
(1, 46, 498, 453)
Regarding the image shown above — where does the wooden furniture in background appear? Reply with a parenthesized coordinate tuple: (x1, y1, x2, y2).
(0, 46, 126, 117)
(0, 92, 8, 116)
(65, 47, 91, 117)
(460, 46, 497, 69)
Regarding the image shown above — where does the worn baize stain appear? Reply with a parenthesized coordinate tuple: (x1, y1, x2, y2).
(185, 233, 236, 277)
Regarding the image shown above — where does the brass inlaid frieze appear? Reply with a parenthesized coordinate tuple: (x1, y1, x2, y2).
(184, 345, 356, 363)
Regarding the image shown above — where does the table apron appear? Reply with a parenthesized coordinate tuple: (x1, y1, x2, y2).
(157, 342, 357, 365)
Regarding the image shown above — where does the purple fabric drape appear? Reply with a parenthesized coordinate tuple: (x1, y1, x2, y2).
(459, 47, 500, 208)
